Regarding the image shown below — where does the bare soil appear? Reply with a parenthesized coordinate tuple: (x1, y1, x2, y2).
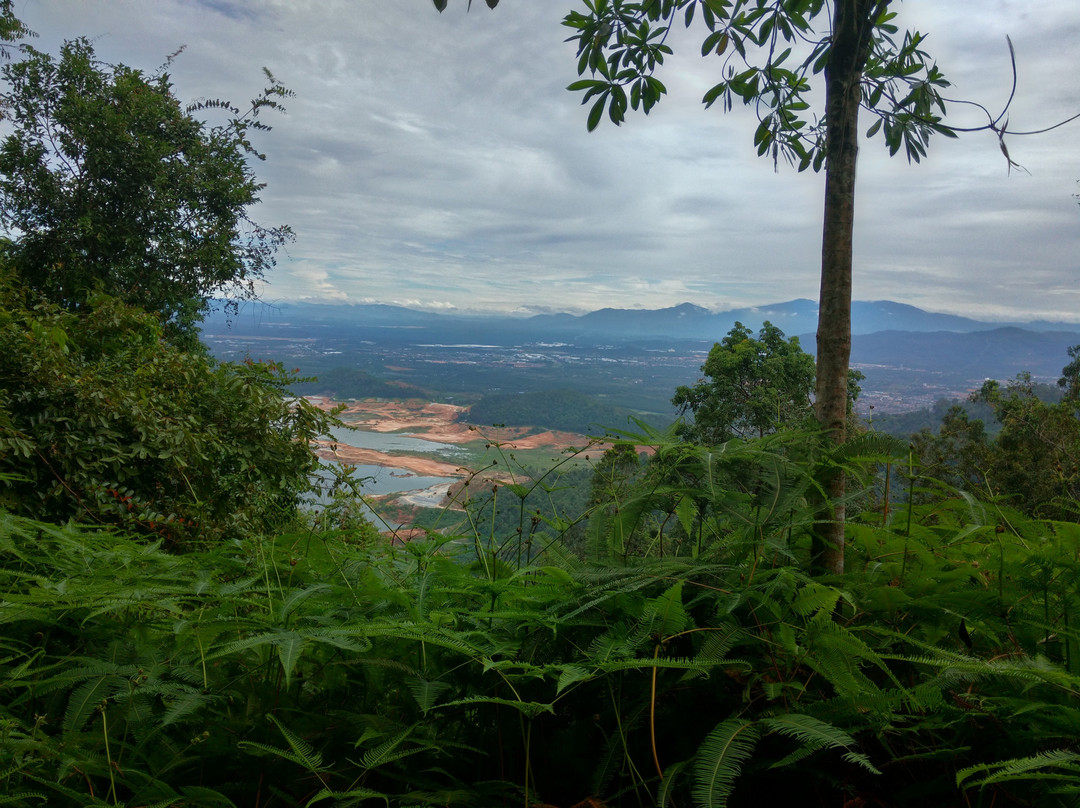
(308, 397, 611, 454)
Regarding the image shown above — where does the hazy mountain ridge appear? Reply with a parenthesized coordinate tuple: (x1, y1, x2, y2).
(214, 298, 1075, 341)
(203, 299, 1080, 415)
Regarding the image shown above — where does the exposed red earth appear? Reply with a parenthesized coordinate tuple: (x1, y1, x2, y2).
(307, 398, 618, 515)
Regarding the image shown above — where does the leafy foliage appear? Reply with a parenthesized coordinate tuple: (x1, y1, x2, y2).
(561, 0, 954, 167)
(0, 37, 293, 344)
(4, 429, 1080, 807)
(2, 7, 1079, 807)
(0, 274, 340, 546)
(909, 368, 1080, 520)
(672, 321, 817, 443)
(465, 387, 660, 435)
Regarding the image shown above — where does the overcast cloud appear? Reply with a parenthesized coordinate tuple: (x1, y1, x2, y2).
(12, 0, 1080, 321)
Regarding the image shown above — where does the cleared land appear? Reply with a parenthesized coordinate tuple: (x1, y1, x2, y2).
(309, 398, 614, 506)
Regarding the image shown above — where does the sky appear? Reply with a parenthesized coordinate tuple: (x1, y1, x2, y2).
(10, 0, 1080, 321)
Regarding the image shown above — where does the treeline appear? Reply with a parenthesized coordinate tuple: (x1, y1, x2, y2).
(292, 364, 428, 400)
(871, 382, 1062, 438)
(464, 387, 663, 434)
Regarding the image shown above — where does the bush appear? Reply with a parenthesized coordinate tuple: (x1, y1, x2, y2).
(0, 277, 339, 547)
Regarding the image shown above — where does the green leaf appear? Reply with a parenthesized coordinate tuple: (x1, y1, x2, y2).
(276, 631, 307, 689)
(556, 664, 594, 694)
(434, 695, 555, 718)
(693, 719, 761, 808)
(63, 675, 119, 735)
(587, 95, 606, 131)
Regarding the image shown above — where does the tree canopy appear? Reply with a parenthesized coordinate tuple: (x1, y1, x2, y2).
(0, 270, 340, 547)
(0, 37, 293, 345)
(673, 321, 816, 443)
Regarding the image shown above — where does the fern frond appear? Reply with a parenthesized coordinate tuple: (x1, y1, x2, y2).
(406, 678, 452, 715)
(957, 749, 1080, 789)
(0, 792, 47, 805)
(238, 715, 327, 775)
(62, 675, 124, 735)
(432, 695, 554, 718)
(762, 713, 880, 775)
(591, 656, 745, 675)
(657, 759, 691, 808)
(304, 786, 389, 807)
(692, 719, 761, 808)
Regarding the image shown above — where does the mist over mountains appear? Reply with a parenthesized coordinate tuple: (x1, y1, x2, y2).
(203, 298, 1080, 414)
(217, 298, 1078, 341)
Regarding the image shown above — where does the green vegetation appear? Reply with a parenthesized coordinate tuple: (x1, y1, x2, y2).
(0, 276, 340, 547)
(4, 9, 1080, 808)
(910, 372, 1080, 521)
(558, 0, 982, 574)
(673, 321, 864, 444)
(294, 366, 429, 401)
(464, 387, 661, 435)
(0, 36, 292, 346)
(7, 426, 1080, 806)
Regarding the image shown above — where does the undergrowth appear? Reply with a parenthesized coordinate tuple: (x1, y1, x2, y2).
(3, 429, 1080, 807)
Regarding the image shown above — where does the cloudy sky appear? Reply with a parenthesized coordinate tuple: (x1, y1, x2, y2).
(12, 0, 1080, 320)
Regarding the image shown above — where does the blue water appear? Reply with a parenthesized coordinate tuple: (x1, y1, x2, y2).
(327, 424, 464, 457)
(344, 464, 457, 496)
(321, 425, 462, 495)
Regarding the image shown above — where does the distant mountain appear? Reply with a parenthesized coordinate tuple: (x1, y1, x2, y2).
(849, 327, 1080, 380)
(523, 298, 1021, 340)
(206, 298, 1076, 342)
(201, 298, 1080, 415)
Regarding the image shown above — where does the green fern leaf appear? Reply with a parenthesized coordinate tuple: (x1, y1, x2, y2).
(657, 759, 691, 808)
(275, 631, 307, 689)
(762, 713, 880, 775)
(957, 749, 1080, 789)
(407, 677, 451, 715)
(692, 718, 761, 808)
(0, 792, 47, 804)
(433, 695, 555, 718)
(63, 675, 122, 735)
(359, 724, 426, 769)
(304, 786, 389, 807)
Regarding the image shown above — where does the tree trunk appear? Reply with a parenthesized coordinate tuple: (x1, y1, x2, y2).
(811, 0, 881, 576)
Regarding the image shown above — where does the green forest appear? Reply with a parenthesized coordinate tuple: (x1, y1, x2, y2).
(4, 4, 1080, 808)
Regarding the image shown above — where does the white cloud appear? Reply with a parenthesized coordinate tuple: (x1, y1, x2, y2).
(11, 0, 1080, 321)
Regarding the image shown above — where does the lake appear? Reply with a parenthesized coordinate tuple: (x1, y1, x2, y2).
(327, 424, 465, 457)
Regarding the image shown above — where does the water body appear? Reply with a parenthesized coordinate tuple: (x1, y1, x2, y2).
(322, 425, 462, 497)
(327, 424, 464, 457)
(345, 464, 457, 497)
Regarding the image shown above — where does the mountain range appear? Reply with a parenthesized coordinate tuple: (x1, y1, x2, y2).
(203, 298, 1080, 411)
(215, 298, 1078, 341)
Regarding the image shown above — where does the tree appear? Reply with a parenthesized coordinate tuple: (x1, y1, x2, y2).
(0, 270, 340, 547)
(435, 0, 1070, 573)
(0, 37, 293, 346)
(970, 374, 1080, 520)
(909, 405, 993, 496)
(0, 1, 31, 59)
(1059, 344, 1080, 401)
(559, 0, 971, 575)
(673, 321, 817, 443)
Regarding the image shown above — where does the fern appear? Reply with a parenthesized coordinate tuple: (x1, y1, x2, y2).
(692, 719, 761, 808)
(304, 786, 389, 807)
(238, 715, 327, 775)
(762, 713, 881, 775)
(957, 749, 1080, 789)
